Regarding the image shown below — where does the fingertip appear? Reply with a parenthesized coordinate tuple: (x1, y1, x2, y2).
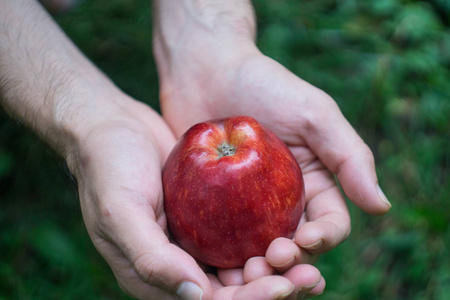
(176, 281, 204, 300)
(352, 183, 392, 216)
(267, 277, 296, 300)
(310, 117, 391, 215)
(295, 222, 325, 252)
(243, 256, 273, 283)
(299, 238, 324, 251)
(336, 152, 392, 215)
(132, 243, 212, 300)
(277, 283, 296, 300)
(375, 184, 392, 214)
(228, 276, 295, 300)
(217, 268, 245, 286)
(266, 238, 300, 268)
(306, 276, 326, 298)
(295, 220, 349, 254)
(282, 264, 322, 295)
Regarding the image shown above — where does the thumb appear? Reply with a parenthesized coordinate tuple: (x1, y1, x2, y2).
(100, 200, 212, 300)
(130, 227, 209, 300)
(304, 96, 392, 215)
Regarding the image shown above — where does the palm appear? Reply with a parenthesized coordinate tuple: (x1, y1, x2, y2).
(74, 103, 185, 298)
(162, 53, 350, 249)
(73, 98, 321, 299)
(158, 52, 359, 299)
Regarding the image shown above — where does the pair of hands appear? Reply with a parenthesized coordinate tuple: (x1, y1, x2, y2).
(0, 0, 390, 298)
(69, 42, 391, 299)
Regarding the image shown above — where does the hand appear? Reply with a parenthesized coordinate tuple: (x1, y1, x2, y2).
(65, 97, 212, 299)
(155, 17, 391, 300)
(68, 95, 315, 300)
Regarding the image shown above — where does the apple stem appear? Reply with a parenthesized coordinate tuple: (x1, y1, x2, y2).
(217, 142, 236, 158)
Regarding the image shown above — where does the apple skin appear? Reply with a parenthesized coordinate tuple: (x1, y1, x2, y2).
(163, 116, 305, 269)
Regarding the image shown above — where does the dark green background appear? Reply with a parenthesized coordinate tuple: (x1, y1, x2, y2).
(1, 0, 449, 299)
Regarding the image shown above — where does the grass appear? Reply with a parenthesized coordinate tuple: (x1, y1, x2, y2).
(1, 0, 449, 299)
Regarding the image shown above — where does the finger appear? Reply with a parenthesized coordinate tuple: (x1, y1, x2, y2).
(281, 264, 323, 299)
(92, 238, 177, 300)
(243, 256, 273, 283)
(217, 268, 245, 286)
(305, 276, 325, 298)
(97, 198, 212, 300)
(213, 276, 295, 300)
(295, 183, 351, 253)
(77, 119, 211, 299)
(265, 238, 318, 273)
(303, 95, 391, 215)
(206, 273, 225, 291)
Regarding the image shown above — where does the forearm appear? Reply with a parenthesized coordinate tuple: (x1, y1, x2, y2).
(152, 0, 257, 81)
(0, 0, 125, 157)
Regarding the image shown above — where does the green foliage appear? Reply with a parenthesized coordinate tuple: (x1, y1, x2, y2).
(251, 0, 450, 299)
(1, 0, 449, 299)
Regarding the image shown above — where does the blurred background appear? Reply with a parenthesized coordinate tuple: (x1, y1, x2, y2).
(0, 0, 449, 299)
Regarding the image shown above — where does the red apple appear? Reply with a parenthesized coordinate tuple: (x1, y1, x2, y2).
(163, 116, 305, 268)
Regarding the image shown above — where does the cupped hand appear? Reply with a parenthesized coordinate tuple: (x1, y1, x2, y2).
(65, 97, 209, 299)
(158, 44, 391, 298)
(66, 95, 313, 300)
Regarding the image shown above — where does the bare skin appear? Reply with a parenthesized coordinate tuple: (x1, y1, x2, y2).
(153, 0, 391, 298)
(1, 0, 390, 299)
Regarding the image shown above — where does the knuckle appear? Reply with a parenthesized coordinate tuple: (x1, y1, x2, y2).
(96, 202, 117, 232)
(133, 253, 158, 284)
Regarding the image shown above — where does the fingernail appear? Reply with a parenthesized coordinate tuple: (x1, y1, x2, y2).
(271, 256, 295, 268)
(303, 282, 319, 289)
(297, 281, 319, 294)
(377, 184, 391, 208)
(176, 281, 203, 300)
(276, 283, 295, 299)
(301, 238, 323, 250)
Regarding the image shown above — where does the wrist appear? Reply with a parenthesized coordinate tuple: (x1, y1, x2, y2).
(0, 0, 128, 159)
(152, 0, 258, 87)
(53, 79, 132, 161)
(152, 0, 257, 47)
